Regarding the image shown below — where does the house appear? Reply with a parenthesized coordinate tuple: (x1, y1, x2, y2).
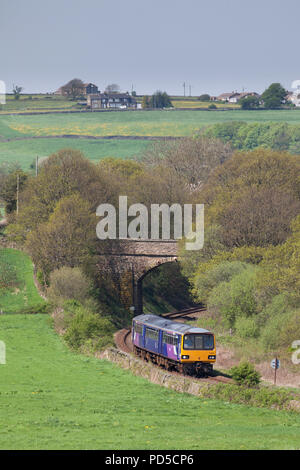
(287, 81, 300, 107)
(218, 92, 235, 102)
(87, 92, 137, 110)
(82, 83, 99, 95)
(217, 91, 259, 103)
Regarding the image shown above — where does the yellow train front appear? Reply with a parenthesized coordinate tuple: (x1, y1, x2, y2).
(132, 314, 216, 377)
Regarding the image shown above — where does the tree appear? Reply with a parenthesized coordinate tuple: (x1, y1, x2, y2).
(239, 95, 260, 110)
(26, 193, 96, 277)
(47, 266, 92, 306)
(62, 79, 84, 100)
(0, 169, 27, 214)
(105, 83, 120, 93)
(219, 187, 300, 247)
(261, 83, 287, 109)
(6, 149, 115, 241)
(142, 136, 233, 187)
(149, 91, 172, 108)
(12, 85, 23, 100)
(142, 95, 150, 109)
(198, 94, 210, 101)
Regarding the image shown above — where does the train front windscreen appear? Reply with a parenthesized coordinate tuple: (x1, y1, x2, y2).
(183, 334, 214, 350)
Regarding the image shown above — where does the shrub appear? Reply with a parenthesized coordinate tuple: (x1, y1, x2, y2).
(260, 309, 300, 351)
(193, 261, 249, 303)
(235, 316, 259, 339)
(230, 361, 261, 387)
(63, 301, 115, 352)
(207, 265, 258, 327)
(208, 103, 217, 109)
(47, 266, 92, 306)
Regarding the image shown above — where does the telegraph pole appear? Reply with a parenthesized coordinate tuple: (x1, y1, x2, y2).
(183, 82, 186, 97)
(16, 174, 19, 215)
(189, 85, 192, 97)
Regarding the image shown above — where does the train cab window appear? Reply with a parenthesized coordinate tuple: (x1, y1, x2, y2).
(184, 334, 214, 350)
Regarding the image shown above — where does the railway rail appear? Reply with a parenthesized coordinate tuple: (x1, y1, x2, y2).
(162, 305, 206, 320)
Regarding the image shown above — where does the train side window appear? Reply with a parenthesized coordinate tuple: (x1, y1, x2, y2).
(146, 328, 159, 340)
(163, 333, 178, 345)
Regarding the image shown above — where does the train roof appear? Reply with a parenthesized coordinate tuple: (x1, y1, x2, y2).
(133, 314, 212, 335)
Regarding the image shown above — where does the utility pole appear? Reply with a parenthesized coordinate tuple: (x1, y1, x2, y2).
(189, 85, 192, 97)
(16, 174, 19, 215)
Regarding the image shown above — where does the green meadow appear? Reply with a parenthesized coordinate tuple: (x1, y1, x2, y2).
(2, 109, 300, 169)
(0, 249, 45, 314)
(3, 109, 300, 139)
(0, 138, 151, 171)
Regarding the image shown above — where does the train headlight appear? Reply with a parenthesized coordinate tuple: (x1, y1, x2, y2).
(208, 355, 216, 360)
(181, 355, 190, 359)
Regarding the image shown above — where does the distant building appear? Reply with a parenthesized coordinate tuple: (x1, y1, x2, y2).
(82, 83, 99, 95)
(287, 81, 300, 107)
(217, 91, 259, 103)
(87, 92, 137, 110)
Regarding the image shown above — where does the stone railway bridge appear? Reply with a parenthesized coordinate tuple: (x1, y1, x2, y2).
(96, 239, 178, 315)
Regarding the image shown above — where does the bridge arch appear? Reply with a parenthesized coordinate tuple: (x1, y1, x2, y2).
(97, 239, 178, 314)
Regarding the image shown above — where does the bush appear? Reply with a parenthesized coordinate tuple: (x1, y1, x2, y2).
(63, 301, 115, 352)
(207, 265, 258, 327)
(208, 103, 217, 109)
(260, 309, 300, 351)
(193, 261, 249, 303)
(47, 266, 92, 306)
(235, 316, 259, 339)
(230, 361, 261, 387)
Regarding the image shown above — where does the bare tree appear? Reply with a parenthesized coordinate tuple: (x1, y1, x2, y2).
(12, 84, 23, 100)
(142, 136, 233, 189)
(220, 187, 300, 247)
(62, 78, 84, 100)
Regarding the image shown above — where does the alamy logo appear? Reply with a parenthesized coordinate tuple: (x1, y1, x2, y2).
(0, 81, 6, 105)
(0, 341, 6, 364)
(96, 196, 204, 251)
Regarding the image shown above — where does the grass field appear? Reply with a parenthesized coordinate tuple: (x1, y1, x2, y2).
(0, 95, 81, 113)
(171, 100, 239, 109)
(0, 248, 45, 314)
(0, 138, 152, 170)
(2, 108, 300, 170)
(2, 109, 300, 140)
(1, 313, 300, 450)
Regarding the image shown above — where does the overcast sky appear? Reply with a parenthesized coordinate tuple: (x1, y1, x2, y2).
(1, 0, 300, 96)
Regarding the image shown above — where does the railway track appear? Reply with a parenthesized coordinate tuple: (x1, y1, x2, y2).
(163, 305, 206, 320)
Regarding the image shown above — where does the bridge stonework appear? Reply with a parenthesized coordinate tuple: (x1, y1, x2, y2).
(96, 239, 178, 314)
